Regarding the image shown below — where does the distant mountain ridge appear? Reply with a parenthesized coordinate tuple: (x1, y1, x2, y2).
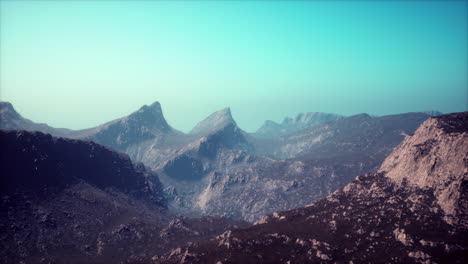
(255, 112, 343, 138)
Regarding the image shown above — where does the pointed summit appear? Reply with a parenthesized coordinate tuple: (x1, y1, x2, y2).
(137, 101, 162, 113)
(85, 101, 174, 151)
(0, 101, 21, 120)
(190, 107, 236, 135)
(127, 101, 170, 132)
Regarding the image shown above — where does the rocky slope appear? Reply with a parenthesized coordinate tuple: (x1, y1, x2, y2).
(156, 112, 468, 264)
(0, 130, 247, 264)
(379, 112, 468, 226)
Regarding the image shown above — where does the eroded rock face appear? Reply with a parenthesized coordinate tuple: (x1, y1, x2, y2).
(155, 112, 468, 264)
(379, 112, 468, 225)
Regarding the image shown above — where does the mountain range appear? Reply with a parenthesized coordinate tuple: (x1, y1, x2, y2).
(0, 101, 440, 222)
(1, 104, 465, 263)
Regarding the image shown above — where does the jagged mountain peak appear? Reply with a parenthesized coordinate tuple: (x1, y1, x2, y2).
(84, 101, 174, 151)
(106, 101, 171, 133)
(190, 107, 236, 135)
(128, 101, 167, 125)
(0, 101, 21, 119)
(137, 101, 162, 113)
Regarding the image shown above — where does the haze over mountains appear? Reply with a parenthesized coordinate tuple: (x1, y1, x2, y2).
(0, 101, 440, 221)
(1, 101, 466, 263)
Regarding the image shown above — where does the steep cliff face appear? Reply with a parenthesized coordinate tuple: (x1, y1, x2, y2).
(379, 112, 468, 225)
(156, 112, 468, 264)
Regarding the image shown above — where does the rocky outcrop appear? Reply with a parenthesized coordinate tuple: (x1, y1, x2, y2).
(379, 112, 468, 225)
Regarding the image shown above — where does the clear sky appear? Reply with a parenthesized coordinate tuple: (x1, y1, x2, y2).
(0, 0, 466, 132)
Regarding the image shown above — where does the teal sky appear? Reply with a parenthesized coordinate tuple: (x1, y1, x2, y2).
(0, 0, 467, 132)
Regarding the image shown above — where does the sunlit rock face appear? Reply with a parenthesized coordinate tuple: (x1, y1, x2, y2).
(379, 112, 468, 225)
(156, 112, 468, 264)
